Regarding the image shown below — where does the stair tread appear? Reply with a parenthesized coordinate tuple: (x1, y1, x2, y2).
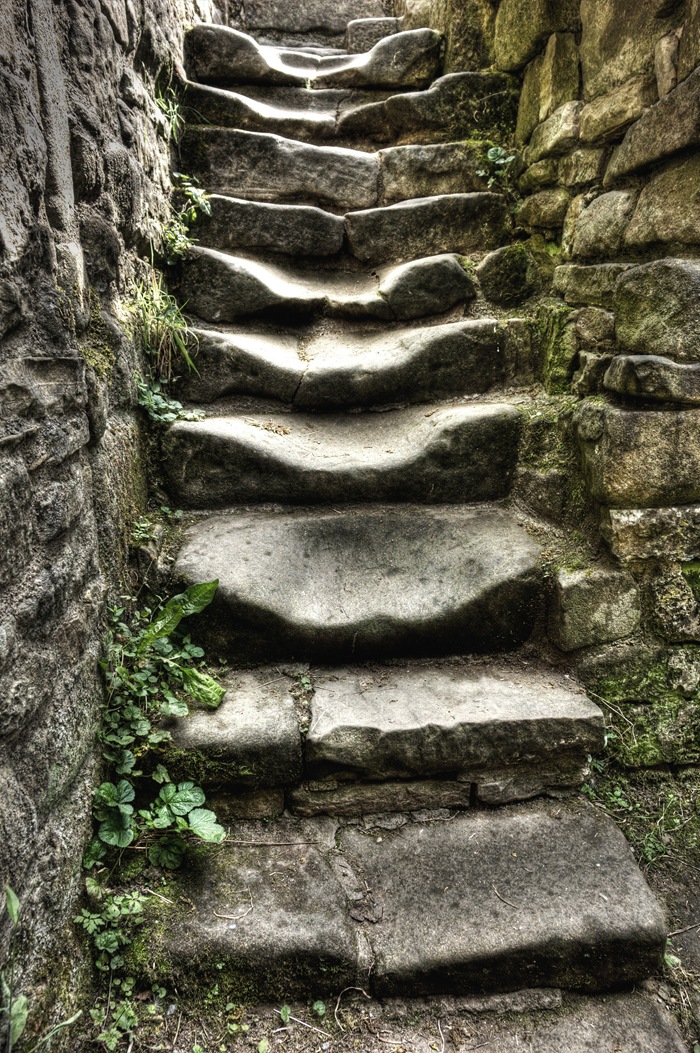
(180, 318, 507, 406)
(181, 247, 475, 323)
(162, 403, 522, 507)
(198, 194, 346, 256)
(241, 0, 385, 36)
(139, 802, 666, 998)
(173, 505, 543, 659)
(186, 25, 442, 91)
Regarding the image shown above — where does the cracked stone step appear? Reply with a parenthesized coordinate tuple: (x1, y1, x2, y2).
(161, 403, 522, 508)
(180, 247, 475, 323)
(179, 127, 379, 211)
(346, 193, 511, 263)
(132, 803, 666, 1000)
(196, 195, 345, 257)
(173, 506, 543, 661)
(180, 127, 493, 208)
(185, 26, 442, 90)
(179, 319, 507, 407)
(301, 665, 604, 787)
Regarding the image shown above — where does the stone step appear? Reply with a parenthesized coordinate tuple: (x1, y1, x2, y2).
(346, 16, 402, 53)
(173, 506, 542, 661)
(183, 70, 517, 146)
(131, 802, 666, 999)
(237, 0, 385, 39)
(196, 195, 345, 256)
(179, 318, 507, 407)
(180, 247, 475, 323)
(161, 403, 522, 508)
(345, 192, 511, 262)
(180, 126, 492, 208)
(162, 662, 603, 809)
(185, 26, 442, 91)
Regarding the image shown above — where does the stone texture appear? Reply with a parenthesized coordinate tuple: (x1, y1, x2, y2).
(166, 670, 302, 788)
(580, 0, 681, 100)
(571, 191, 638, 258)
(605, 354, 700, 404)
(517, 188, 571, 229)
(538, 32, 581, 124)
(198, 194, 345, 256)
(579, 75, 658, 143)
(558, 147, 607, 187)
(346, 193, 511, 262)
(678, 0, 700, 81)
(173, 507, 543, 660)
(555, 263, 631, 307)
(656, 28, 682, 97)
(304, 666, 603, 778)
(494, 0, 579, 72)
(614, 258, 700, 361)
(605, 66, 700, 182)
(575, 400, 700, 507)
(243, 0, 383, 34)
(377, 253, 476, 321)
(624, 152, 700, 247)
(162, 405, 522, 507)
(525, 101, 582, 165)
(549, 568, 641, 651)
(340, 802, 666, 994)
(177, 327, 303, 404)
(379, 141, 491, 203)
(602, 506, 700, 562)
(289, 779, 474, 816)
(347, 18, 401, 53)
(476, 245, 540, 305)
(180, 126, 380, 209)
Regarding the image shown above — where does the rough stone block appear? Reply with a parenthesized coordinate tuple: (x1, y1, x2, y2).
(197, 194, 345, 257)
(571, 190, 637, 258)
(516, 54, 545, 146)
(379, 141, 491, 203)
(0, 459, 33, 588)
(555, 263, 631, 307)
(579, 75, 657, 143)
(538, 32, 581, 123)
(289, 780, 474, 816)
(602, 505, 700, 562)
(605, 354, 700, 405)
(624, 153, 700, 247)
(614, 258, 700, 361)
(575, 400, 700, 507)
(494, 0, 579, 72)
(346, 17, 402, 53)
(243, 0, 383, 34)
(518, 158, 559, 192)
(517, 187, 571, 229)
(525, 101, 582, 165)
(678, 0, 700, 82)
(558, 147, 607, 187)
(656, 28, 682, 97)
(550, 567, 641, 651)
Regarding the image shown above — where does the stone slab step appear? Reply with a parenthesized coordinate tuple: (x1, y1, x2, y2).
(180, 127, 493, 210)
(181, 247, 475, 323)
(196, 195, 345, 256)
(183, 71, 517, 146)
(173, 506, 543, 660)
(185, 25, 442, 90)
(604, 353, 700, 405)
(179, 127, 379, 211)
(161, 403, 522, 507)
(346, 16, 402, 53)
(346, 192, 511, 262)
(133, 803, 666, 999)
(179, 319, 507, 407)
(239, 0, 384, 37)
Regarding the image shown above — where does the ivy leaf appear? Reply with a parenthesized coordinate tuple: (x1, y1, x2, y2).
(115, 750, 136, 775)
(94, 780, 135, 815)
(148, 836, 186, 869)
(160, 697, 190, 718)
(151, 764, 171, 785)
(186, 808, 226, 843)
(98, 813, 135, 848)
(4, 886, 19, 925)
(279, 1005, 291, 1024)
(312, 1000, 326, 1018)
(258, 1040, 269, 1053)
(161, 781, 206, 817)
(10, 994, 28, 1046)
(182, 667, 225, 709)
(84, 838, 107, 869)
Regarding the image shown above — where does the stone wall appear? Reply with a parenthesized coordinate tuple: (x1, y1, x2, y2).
(0, 0, 220, 1031)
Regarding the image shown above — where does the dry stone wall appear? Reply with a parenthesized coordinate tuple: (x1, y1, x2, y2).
(0, 0, 220, 1026)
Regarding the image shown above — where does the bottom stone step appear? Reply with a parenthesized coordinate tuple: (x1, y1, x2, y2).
(132, 803, 666, 1000)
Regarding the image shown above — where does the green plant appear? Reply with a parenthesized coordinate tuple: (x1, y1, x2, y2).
(136, 375, 204, 425)
(2, 888, 82, 1052)
(151, 173, 212, 266)
(155, 86, 185, 144)
(132, 273, 199, 381)
(85, 581, 226, 872)
(477, 145, 516, 189)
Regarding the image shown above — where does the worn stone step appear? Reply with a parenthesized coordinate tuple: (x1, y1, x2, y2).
(162, 404, 522, 508)
(181, 247, 475, 323)
(238, 0, 385, 38)
(346, 192, 511, 262)
(180, 319, 507, 407)
(180, 127, 492, 208)
(179, 127, 379, 211)
(196, 195, 345, 256)
(346, 16, 402, 53)
(183, 70, 517, 146)
(185, 26, 442, 90)
(132, 802, 665, 999)
(173, 506, 542, 660)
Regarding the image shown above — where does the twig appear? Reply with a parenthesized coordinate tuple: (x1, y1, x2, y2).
(492, 884, 519, 908)
(334, 986, 371, 1030)
(276, 1008, 332, 1038)
(225, 839, 320, 847)
(666, 853, 700, 874)
(262, 676, 287, 686)
(214, 886, 253, 921)
(144, 887, 175, 904)
(437, 1019, 446, 1053)
(668, 922, 700, 937)
(173, 1009, 182, 1049)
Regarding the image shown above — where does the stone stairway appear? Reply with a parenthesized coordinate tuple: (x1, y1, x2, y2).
(148, 0, 670, 1024)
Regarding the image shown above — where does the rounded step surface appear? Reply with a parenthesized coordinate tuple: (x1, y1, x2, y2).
(161, 403, 522, 507)
(173, 505, 543, 660)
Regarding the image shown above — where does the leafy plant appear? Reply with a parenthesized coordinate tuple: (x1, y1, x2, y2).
(155, 86, 185, 143)
(2, 888, 82, 1052)
(151, 173, 211, 266)
(132, 273, 199, 381)
(85, 581, 226, 871)
(136, 375, 204, 426)
(477, 144, 516, 188)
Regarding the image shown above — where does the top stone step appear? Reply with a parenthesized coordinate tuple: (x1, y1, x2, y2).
(238, 0, 385, 38)
(185, 26, 443, 91)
